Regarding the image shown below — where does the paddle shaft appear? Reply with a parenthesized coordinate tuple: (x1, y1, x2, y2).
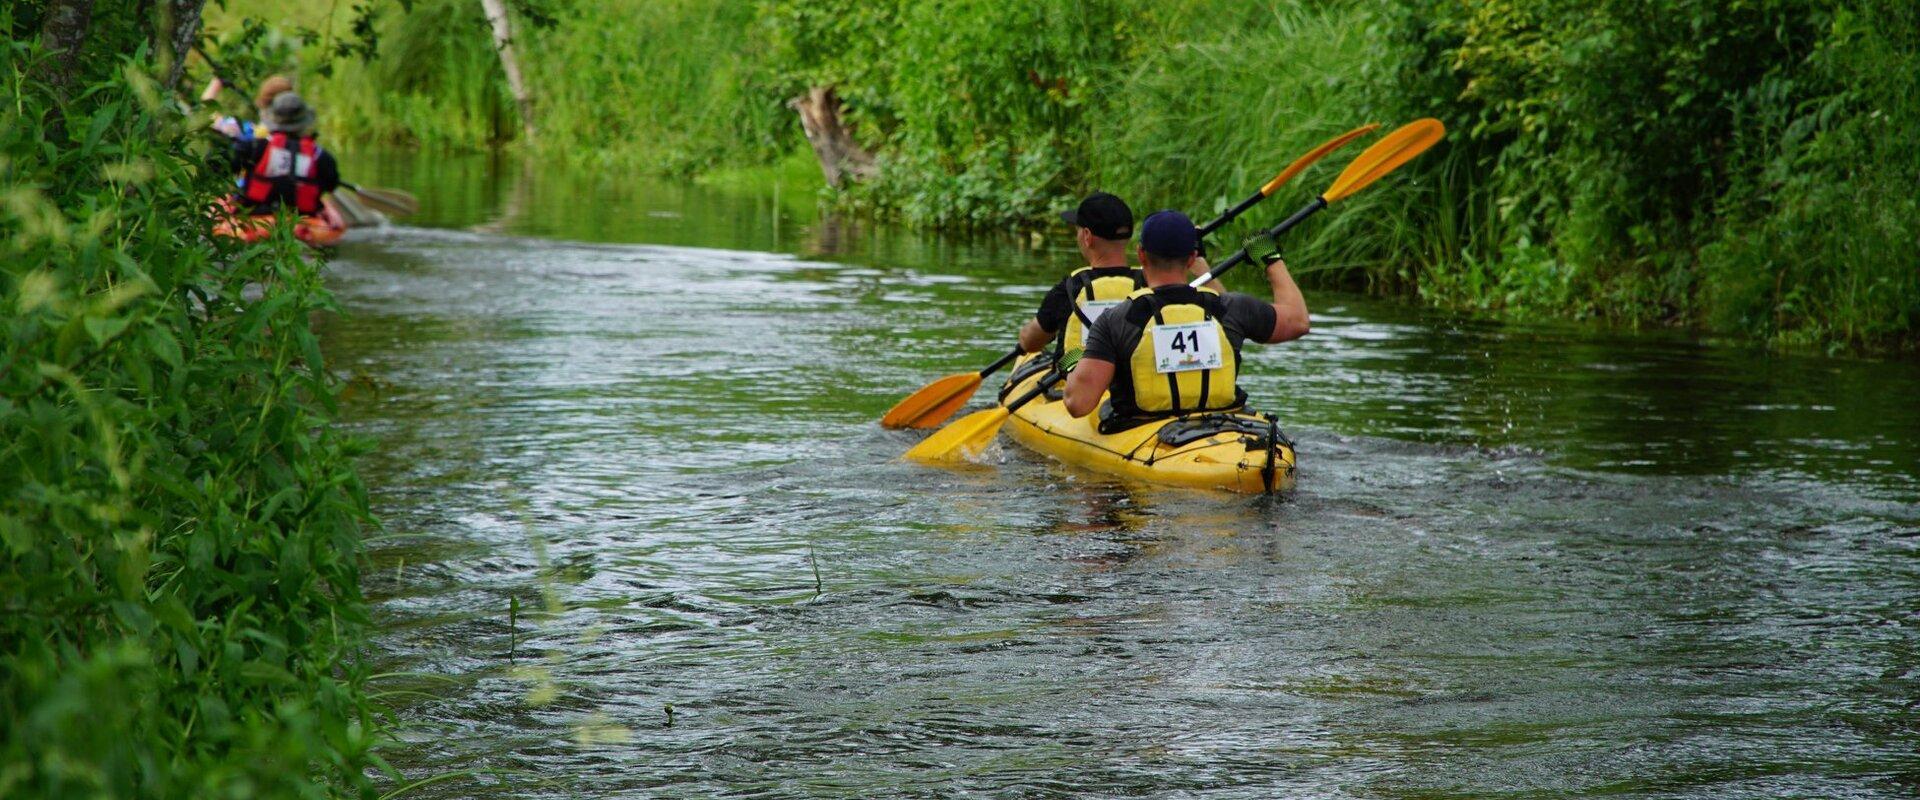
(1187, 196, 1328, 288)
(193, 45, 254, 98)
(1196, 190, 1265, 238)
(979, 346, 1022, 378)
(1004, 370, 1068, 415)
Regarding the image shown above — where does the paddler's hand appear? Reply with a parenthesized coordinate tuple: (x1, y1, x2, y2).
(200, 77, 223, 102)
(1057, 347, 1084, 375)
(1243, 231, 1282, 266)
(1186, 255, 1212, 281)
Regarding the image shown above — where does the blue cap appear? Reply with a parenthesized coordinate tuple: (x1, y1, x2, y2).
(1139, 210, 1198, 259)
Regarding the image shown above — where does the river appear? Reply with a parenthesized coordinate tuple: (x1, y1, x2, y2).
(321, 151, 1919, 798)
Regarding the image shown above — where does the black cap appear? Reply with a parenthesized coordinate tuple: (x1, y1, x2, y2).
(1059, 192, 1134, 241)
(1139, 210, 1199, 259)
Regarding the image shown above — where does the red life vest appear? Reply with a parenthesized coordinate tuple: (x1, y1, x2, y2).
(242, 132, 322, 214)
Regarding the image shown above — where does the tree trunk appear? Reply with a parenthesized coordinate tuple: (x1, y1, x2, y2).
(790, 86, 876, 189)
(478, 0, 536, 143)
(156, 0, 208, 90)
(35, 0, 93, 97)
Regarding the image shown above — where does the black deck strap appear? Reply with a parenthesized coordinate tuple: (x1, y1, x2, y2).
(1154, 412, 1262, 447)
(1097, 405, 1160, 436)
(1001, 353, 1056, 402)
(1261, 415, 1279, 493)
(1195, 304, 1215, 408)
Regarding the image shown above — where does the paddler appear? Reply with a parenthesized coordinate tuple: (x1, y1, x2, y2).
(1062, 209, 1309, 431)
(202, 74, 295, 145)
(1017, 192, 1145, 358)
(226, 92, 344, 223)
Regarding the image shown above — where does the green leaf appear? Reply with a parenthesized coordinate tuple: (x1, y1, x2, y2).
(83, 315, 131, 346)
(145, 326, 183, 368)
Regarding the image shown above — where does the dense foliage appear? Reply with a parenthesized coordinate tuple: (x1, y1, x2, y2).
(2, 5, 381, 797)
(1374, 0, 1920, 346)
(211, 0, 1916, 349)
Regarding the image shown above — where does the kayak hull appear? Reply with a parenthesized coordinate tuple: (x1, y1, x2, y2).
(999, 355, 1296, 493)
(211, 197, 349, 247)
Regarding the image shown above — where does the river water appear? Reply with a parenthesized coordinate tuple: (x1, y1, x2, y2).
(322, 152, 1919, 798)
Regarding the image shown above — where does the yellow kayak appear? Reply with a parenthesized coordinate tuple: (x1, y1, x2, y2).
(997, 355, 1296, 493)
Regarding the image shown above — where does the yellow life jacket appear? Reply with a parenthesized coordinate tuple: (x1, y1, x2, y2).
(1122, 285, 1242, 416)
(1058, 265, 1144, 355)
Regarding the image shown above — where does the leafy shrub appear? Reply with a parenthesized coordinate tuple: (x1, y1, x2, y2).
(2, 9, 380, 798)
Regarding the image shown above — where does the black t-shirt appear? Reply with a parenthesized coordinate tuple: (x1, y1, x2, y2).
(229, 135, 341, 214)
(1034, 264, 1135, 334)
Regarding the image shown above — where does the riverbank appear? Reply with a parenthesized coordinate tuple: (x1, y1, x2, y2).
(204, 0, 1918, 352)
(2, 8, 382, 795)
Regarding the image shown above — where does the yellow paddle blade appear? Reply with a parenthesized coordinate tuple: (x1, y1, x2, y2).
(1323, 118, 1446, 203)
(903, 407, 1012, 464)
(1259, 123, 1381, 196)
(881, 372, 983, 429)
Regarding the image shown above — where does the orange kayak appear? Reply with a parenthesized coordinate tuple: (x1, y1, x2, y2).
(212, 197, 349, 247)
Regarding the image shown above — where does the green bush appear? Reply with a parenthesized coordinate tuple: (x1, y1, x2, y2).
(2, 9, 380, 798)
(1370, 0, 1920, 347)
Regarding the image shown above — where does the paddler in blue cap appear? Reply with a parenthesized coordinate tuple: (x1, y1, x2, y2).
(1062, 209, 1310, 432)
(1016, 192, 1146, 359)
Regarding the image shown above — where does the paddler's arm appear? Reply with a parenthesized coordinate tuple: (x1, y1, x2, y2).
(1019, 278, 1072, 353)
(1063, 357, 1112, 418)
(1188, 255, 1223, 293)
(1064, 306, 1120, 418)
(1017, 317, 1052, 353)
(316, 150, 342, 195)
(1261, 256, 1310, 343)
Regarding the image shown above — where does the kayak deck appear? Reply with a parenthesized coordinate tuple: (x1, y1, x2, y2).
(211, 197, 349, 247)
(998, 355, 1296, 493)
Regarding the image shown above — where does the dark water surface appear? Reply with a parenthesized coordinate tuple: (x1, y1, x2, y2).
(324, 151, 1920, 798)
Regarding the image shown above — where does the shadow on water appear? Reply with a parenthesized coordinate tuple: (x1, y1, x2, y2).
(325, 149, 1919, 798)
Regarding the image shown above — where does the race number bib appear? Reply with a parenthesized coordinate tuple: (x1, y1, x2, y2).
(1077, 299, 1122, 325)
(1151, 321, 1223, 373)
(263, 148, 293, 177)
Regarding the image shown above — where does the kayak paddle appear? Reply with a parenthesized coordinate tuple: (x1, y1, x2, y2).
(1194, 123, 1378, 237)
(880, 124, 1380, 430)
(880, 346, 1024, 429)
(340, 182, 420, 217)
(904, 118, 1447, 465)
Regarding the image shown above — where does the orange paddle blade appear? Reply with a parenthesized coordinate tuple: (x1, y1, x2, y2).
(1324, 118, 1445, 203)
(1258, 123, 1381, 197)
(881, 372, 984, 429)
(903, 407, 1012, 464)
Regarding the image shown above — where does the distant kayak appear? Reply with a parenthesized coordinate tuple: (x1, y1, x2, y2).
(211, 196, 349, 247)
(999, 354, 1296, 493)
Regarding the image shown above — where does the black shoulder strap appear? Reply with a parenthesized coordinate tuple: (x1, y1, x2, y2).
(1124, 292, 1160, 326)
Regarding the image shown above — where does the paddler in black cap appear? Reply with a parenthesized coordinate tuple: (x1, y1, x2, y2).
(1062, 209, 1310, 431)
(1016, 192, 1146, 359)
